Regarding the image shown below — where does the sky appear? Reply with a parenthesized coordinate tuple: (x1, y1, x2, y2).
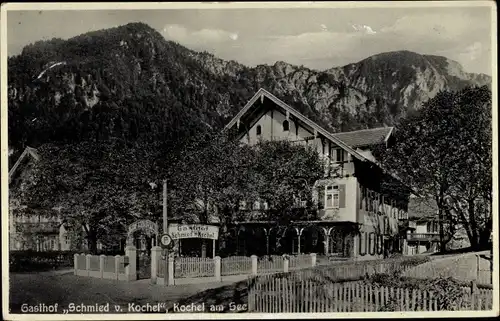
(3, 4, 495, 75)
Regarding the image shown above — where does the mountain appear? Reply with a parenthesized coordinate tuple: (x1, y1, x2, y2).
(7, 22, 491, 158)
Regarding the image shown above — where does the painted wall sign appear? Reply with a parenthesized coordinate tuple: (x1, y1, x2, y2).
(167, 224, 219, 240)
(127, 219, 158, 236)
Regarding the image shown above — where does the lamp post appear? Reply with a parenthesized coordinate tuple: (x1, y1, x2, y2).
(162, 179, 169, 285)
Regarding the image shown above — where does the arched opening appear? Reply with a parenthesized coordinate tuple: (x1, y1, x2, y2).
(282, 120, 289, 132)
(301, 225, 325, 254)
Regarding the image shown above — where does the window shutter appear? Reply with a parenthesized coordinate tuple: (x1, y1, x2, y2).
(338, 184, 346, 208)
(318, 187, 325, 210)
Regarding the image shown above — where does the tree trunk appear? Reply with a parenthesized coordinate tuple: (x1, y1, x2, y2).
(438, 207, 446, 253)
(87, 232, 98, 254)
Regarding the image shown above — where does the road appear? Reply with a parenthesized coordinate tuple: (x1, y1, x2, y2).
(9, 270, 247, 314)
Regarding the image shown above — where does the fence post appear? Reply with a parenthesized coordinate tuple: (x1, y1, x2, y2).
(114, 255, 121, 280)
(85, 254, 91, 277)
(470, 280, 477, 309)
(251, 255, 258, 275)
(73, 254, 78, 275)
(168, 256, 175, 286)
(310, 253, 317, 267)
(284, 257, 289, 273)
(99, 255, 105, 279)
(151, 246, 162, 284)
(214, 256, 222, 282)
(125, 245, 137, 281)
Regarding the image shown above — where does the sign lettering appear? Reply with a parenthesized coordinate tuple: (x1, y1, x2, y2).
(128, 220, 158, 236)
(167, 224, 219, 240)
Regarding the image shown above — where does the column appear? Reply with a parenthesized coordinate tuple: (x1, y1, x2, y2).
(214, 256, 221, 282)
(297, 228, 304, 254)
(85, 254, 91, 277)
(167, 256, 174, 285)
(99, 255, 105, 279)
(283, 256, 289, 273)
(310, 253, 317, 267)
(151, 246, 162, 284)
(73, 254, 78, 275)
(251, 255, 258, 275)
(125, 245, 137, 281)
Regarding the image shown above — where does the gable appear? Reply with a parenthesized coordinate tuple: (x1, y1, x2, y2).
(225, 88, 369, 163)
(9, 147, 40, 185)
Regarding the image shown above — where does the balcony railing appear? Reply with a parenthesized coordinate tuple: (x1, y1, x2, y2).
(407, 233, 440, 242)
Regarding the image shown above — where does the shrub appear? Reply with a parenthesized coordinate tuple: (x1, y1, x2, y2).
(364, 273, 467, 311)
(10, 250, 77, 272)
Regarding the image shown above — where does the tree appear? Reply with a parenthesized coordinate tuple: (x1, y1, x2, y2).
(21, 139, 164, 253)
(168, 132, 324, 256)
(377, 86, 492, 251)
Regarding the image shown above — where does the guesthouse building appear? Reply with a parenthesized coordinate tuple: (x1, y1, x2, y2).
(223, 88, 411, 260)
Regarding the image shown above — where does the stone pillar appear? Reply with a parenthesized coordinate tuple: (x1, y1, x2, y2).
(251, 255, 258, 275)
(99, 255, 105, 279)
(283, 257, 289, 273)
(150, 246, 162, 284)
(125, 245, 137, 281)
(114, 255, 121, 280)
(214, 256, 221, 282)
(74, 254, 78, 275)
(310, 253, 317, 267)
(85, 254, 91, 277)
(168, 256, 175, 285)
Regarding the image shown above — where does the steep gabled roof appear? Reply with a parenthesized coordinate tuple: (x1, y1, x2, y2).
(332, 127, 394, 148)
(224, 88, 370, 163)
(407, 196, 438, 221)
(225, 88, 415, 194)
(9, 146, 40, 185)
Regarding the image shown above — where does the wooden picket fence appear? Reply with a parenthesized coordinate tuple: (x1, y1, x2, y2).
(289, 254, 313, 270)
(257, 255, 285, 273)
(248, 277, 494, 312)
(279, 256, 424, 283)
(174, 257, 215, 278)
(221, 256, 253, 276)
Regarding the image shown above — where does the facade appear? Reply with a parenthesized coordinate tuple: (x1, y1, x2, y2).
(401, 196, 441, 255)
(224, 88, 411, 260)
(8, 147, 86, 251)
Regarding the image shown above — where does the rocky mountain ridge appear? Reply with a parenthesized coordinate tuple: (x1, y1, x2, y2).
(7, 22, 491, 157)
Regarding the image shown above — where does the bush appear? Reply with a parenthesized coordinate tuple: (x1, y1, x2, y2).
(364, 273, 467, 311)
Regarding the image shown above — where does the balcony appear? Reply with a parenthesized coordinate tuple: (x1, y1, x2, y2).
(407, 233, 440, 242)
(322, 158, 355, 178)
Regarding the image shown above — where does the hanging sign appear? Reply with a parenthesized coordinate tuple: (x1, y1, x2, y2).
(167, 223, 219, 240)
(127, 219, 158, 236)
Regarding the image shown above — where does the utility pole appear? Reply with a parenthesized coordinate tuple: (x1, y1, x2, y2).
(163, 179, 169, 285)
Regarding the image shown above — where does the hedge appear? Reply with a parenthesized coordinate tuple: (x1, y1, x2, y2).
(9, 249, 125, 272)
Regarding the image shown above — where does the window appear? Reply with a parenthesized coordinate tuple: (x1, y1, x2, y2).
(336, 149, 344, 163)
(427, 221, 439, 233)
(332, 148, 347, 163)
(325, 185, 340, 208)
(256, 125, 262, 136)
(282, 120, 289, 132)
